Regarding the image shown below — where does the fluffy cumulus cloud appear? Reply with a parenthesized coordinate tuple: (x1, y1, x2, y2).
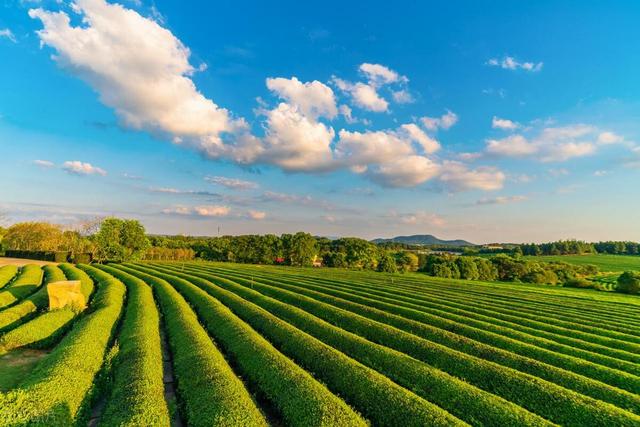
(487, 56, 543, 72)
(29, 1, 506, 192)
(205, 176, 258, 190)
(266, 77, 337, 120)
(332, 77, 389, 112)
(492, 116, 519, 130)
(421, 110, 458, 131)
(331, 63, 409, 113)
(29, 0, 236, 157)
(62, 161, 107, 176)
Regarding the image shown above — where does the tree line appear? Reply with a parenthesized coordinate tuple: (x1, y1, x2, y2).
(514, 240, 640, 256)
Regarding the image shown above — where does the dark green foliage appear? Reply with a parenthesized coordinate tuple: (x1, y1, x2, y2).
(151, 263, 553, 427)
(105, 265, 267, 427)
(94, 264, 170, 426)
(135, 263, 467, 427)
(617, 271, 640, 295)
(0, 264, 125, 426)
(116, 264, 367, 427)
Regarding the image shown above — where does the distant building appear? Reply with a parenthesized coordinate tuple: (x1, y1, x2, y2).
(312, 255, 322, 267)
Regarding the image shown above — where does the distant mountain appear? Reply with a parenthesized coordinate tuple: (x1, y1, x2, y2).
(371, 234, 475, 246)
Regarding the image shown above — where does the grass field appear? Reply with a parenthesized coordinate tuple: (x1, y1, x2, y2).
(524, 254, 640, 272)
(0, 261, 638, 426)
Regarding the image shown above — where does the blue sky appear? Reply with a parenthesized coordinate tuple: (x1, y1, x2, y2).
(1, 0, 639, 243)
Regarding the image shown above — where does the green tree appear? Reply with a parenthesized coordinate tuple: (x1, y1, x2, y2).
(287, 232, 318, 266)
(456, 256, 480, 280)
(93, 217, 149, 262)
(377, 253, 398, 273)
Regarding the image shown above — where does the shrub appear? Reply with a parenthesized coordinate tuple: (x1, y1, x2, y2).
(0, 264, 125, 425)
(0, 265, 43, 309)
(105, 265, 267, 427)
(94, 264, 170, 426)
(116, 264, 367, 427)
(617, 271, 640, 295)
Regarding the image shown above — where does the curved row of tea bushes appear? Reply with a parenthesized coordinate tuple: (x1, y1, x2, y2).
(115, 264, 368, 427)
(149, 263, 551, 427)
(0, 265, 18, 289)
(106, 264, 268, 427)
(0, 264, 125, 426)
(134, 264, 468, 427)
(94, 264, 170, 426)
(185, 264, 640, 426)
(227, 268, 640, 389)
(0, 265, 96, 353)
(0, 265, 43, 309)
(0, 265, 65, 333)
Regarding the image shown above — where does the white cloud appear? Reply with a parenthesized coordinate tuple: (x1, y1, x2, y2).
(593, 170, 609, 177)
(548, 168, 569, 177)
(492, 116, 519, 130)
(163, 204, 230, 217)
(369, 155, 440, 188)
(359, 63, 407, 85)
(597, 131, 624, 145)
(339, 104, 357, 124)
(62, 160, 107, 176)
(259, 102, 335, 171)
(33, 159, 54, 168)
(391, 89, 414, 104)
(438, 161, 505, 191)
(30, 0, 236, 159)
(420, 110, 458, 131)
(487, 56, 543, 72)
(387, 211, 446, 227)
(0, 29, 17, 43)
(399, 123, 440, 154)
(205, 176, 258, 190)
(332, 77, 389, 112)
(476, 195, 527, 205)
(247, 210, 266, 220)
(486, 135, 537, 157)
(266, 77, 337, 120)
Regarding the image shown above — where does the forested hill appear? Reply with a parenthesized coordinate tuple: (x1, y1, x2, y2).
(371, 234, 474, 246)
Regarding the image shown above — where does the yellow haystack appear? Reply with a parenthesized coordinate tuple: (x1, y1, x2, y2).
(47, 280, 86, 310)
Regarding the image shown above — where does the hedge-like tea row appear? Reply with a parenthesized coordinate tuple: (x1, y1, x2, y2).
(116, 264, 367, 427)
(150, 263, 551, 427)
(0, 265, 65, 333)
(107, 264, 267, 427)
(229, 268, 640, 389)
(288, 272, 640, 371)
(0, 265, 97, 353)
(136, 264, 467, 427)
(94, 264, 170, 426)
(58, 263, 95, 302)
(0, 265, 18, 289)
(0, 264, 125, 425)
(184, 264, 640, 426)
(0, 265, 44, 309)
(324, 274, 640, 345)
(0, 309, 76, 354)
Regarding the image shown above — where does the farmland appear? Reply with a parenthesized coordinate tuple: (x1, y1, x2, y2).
(524, 254, 640, 273)
(0, 261, 638, 426)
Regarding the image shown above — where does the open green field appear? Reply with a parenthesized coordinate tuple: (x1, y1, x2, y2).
(525, 253, 640, 272)
(0, 261, 638, 426)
